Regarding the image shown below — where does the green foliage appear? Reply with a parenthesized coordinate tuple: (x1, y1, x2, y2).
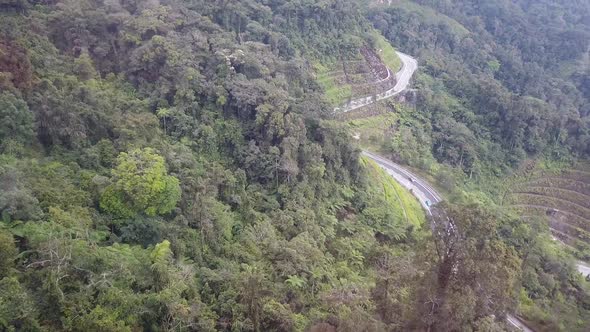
(285, 275, 306, 289)
(151, 240, 172, 264)
(26, 161, 91, 211)
(362, 157, 425, 231)
(498, 206, 590, 331)
(373, 0, 469, 37)
(420, 203, 522, 331)
(0, 0, 587, 330)
(0, 158, 43, 222)
(0, 277, 39, 331)
(0, 1, 382, 329)
(371, 31, 402, 72)
(150, 240, 173, 290)
(369, 0, 590, 173)
(100, 148, 181, 218)
(487, 60, 501, 73)
(315, 62, 353, 107)
(0, 92, 33, 151)
(0, 231, 16, 278)
(74, 306, 132, 332)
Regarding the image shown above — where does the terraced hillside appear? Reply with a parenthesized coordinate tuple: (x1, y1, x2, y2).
(507, 162, 590, 253)
(316, 32, 401, 107)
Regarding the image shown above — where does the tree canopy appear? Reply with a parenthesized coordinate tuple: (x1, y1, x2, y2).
(0, 0, 588, 331)
(100, 148, 181, 218)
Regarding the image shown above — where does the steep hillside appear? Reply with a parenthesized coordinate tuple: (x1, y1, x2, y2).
(364, 1, 590, 330)
(0, 1, 427, 330)
(368, 0, 590, 174)
(315, 30, 401, 107)
(1, 0, 589, 331)
(362, 156, 426, 229)
(508, 162, 590, 259)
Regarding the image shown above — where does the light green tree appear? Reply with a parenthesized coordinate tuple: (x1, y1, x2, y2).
(150, 240, 172, 290)
(100, 148, 181, 218)
(285, 275, 306, 289)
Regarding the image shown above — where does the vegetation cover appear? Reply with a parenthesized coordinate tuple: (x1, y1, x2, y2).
(364, 0, 590, 330)
(369, 0, 590, 174)
(507, 161, 590, 258)
(0, 0, 588, 331)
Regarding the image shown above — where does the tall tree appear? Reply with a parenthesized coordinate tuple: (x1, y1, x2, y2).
(100, 148, 181, 218)
(419, 203, 521, 331)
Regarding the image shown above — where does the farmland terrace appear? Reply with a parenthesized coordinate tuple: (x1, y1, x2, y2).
(316, 45, 397, 107)
(508, 162, 590, 255)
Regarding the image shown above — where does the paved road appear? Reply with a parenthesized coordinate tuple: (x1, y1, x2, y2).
(364, 152, 534, 331)
(552, 238, 590, 277)
(334, 51, 418, 113)
(507, 314, 534, 332)
(354, 48, 533, 332)
(577, 262, 590, 277)
(393, 52, 418, 94)
(363, 151, 441, 213)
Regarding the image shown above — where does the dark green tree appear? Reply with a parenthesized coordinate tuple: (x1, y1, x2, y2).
(0, 92, 34, 150)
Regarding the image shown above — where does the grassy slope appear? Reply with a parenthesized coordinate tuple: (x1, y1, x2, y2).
(343, 104, 446, 197)
(372, 31, 402, 72)
(315, 62, 353, 106)
(362, 156, 426, 228)
(347, 112, 398, 151)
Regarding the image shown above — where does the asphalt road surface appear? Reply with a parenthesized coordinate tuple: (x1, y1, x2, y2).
(578, 262, 590, 277)
(356, 48, 534, 332)
(362, 151, 441, 213)
(334, 51, 418, 113)
(507, 314, 534, 332)
(364, 152, 535, 331)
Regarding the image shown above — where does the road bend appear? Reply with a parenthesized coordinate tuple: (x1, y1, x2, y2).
(334, 51, 418, 113)
(352, 46, 534, 331)
(364, 151, 534, 332)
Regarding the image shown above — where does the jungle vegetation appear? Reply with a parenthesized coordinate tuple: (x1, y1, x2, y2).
(0, 0, 589, 331)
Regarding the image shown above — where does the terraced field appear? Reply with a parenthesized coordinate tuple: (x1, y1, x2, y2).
(507, 162, 590, 249)
(315, 32, 400, 107)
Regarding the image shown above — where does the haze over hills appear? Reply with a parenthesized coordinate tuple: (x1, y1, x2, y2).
(0, 0, 589, 331)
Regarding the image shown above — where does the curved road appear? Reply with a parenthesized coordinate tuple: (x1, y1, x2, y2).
(356, 50, 534, 332)
(362, 151, 441, 213)
(577, 261, 590, 277)
(334, 51, 418, 113)
(364, 152, 534, 332)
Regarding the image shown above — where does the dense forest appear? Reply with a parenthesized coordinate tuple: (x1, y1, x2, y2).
(369, 0, 590, 175)
(367, 0, 590, 330)
(0, 0, 589, 331)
